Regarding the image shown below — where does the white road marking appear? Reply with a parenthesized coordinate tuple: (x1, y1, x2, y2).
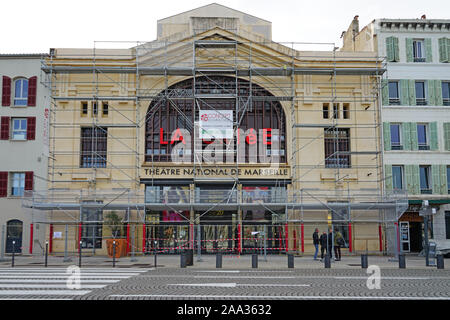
(0, 290, 92, 296)
(168, 283, 310, 288)
(109, 294, 450, 300)
(0, 279, 118, 283)
(0, 284, 107, 289)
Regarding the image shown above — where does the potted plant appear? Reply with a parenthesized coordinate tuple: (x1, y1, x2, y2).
(104, 211, 125, 258)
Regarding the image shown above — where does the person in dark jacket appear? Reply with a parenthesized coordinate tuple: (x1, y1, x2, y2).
(313, 228, 319, 260)
(319, 231, 328, 261)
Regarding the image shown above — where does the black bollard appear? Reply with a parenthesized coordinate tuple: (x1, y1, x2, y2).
(252, 254, 258, 268)
(11, 241, 15, 268)
(399, 254, 406, 269)
(361, 254, 368, 269)
(437, 255, 444, 269)
(45, 242, 49, 267)
(112, 241, 116, 268)
(216, 253, 222, 268)
(154, 247, 157, 269)
(324, 254, 331, 268)
(288, 254, 294, 268)
(78, 241, 82, 268)
(181, 253, 186, 268)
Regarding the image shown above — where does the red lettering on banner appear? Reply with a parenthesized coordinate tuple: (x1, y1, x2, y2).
(171, 128, 185, 144)
(160, 128, 168, 145)
(246, 128, 257, 145)
(263, 128, 272, 145)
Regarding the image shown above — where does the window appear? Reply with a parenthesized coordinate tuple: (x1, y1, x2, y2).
(11, 118, 27, 140)
(81, 102, 88, 116)
(343, 103, 350, 119)
(417, 124, 429, 150)
(13, 79, 28, 106)
(80, 127, 107, 168)
(392, 165, 404, 190)
(329, 204, 349, 247)
(333, 103, 339, 119)
(92, 102, 98, 116)
(324, 128, 350, 168)
(388, 81, 400, 105)
(81, 203, 102, 249)
(447, 166, 450, 194)
(415, 81, 427, 105)
(323, 103, 329, 119)
(10, 173, 25, 197)
(443, 82, 450, 106)
(102, 102, 109, 116)
(413, 40, 425, 62)
(446, 211, 450, 239)
(390, 123, 402, 150)
(419, 165, 432, 194)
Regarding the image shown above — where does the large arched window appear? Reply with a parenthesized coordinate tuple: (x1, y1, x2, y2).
(145, 76, 286, 163)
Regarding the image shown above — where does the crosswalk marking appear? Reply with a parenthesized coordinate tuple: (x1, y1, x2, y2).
(0, 267, 147, 299)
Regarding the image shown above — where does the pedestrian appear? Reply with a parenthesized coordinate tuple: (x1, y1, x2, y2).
(334, 228, 344, 261)
(319, 231, 327, 261)
(313, 228, 319, 260)
(327, 228, 333, 259)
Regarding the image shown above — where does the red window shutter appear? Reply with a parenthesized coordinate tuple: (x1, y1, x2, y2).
(27, 76, 37, 106)
(0, 172, 7, 197)
(27, 117, 36, 140)
(1, 116, 10, 140)
(2, 76, 11, 106)
(25, 172, 34, 191)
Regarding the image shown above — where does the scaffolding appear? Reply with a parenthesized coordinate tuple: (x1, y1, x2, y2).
(24, 28, 407, 257)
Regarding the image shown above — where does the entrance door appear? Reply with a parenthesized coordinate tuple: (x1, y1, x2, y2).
(6, 220, 23, 254)
(202, 224, 233, 254)
(400, 221, 410, 253)
(242, 224, 284, 254)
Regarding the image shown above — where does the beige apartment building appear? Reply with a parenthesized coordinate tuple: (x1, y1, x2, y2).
(26, 4, 406, 258)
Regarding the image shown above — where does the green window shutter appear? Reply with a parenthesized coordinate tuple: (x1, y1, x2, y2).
(394, 37, 400, 62)
(430, 122, 439, 151)
(405, 165, 420, 195)
(425, 38, 433, 62)
(382, 79, 389, 105)
(402, 122, 411, 150)
(400, 80, 410, 105)
(435, 80, 443, 106)
(410, 122, 418, 151)
(444, 123, 450, 151)
(428, 80, 436, 105)
(406, 38, 414, 62)
(440, 165, 448, 195)
(412, 165, 420, 195)
(408, 80, 416, 106)
(386, 37, 394, 62)
(438, 38, 449, 62)
(385, 165, 393, 191)
(383, 122, 391, 151)
(432, 165, 441, 194)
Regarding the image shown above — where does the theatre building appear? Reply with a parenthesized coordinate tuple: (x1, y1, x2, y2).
(25, 4, 407, 257)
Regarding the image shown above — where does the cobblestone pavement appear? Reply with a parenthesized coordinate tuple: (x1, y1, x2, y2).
(0, 254, 449, 300)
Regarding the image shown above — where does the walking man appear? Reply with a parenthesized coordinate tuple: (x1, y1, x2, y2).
(313, 228, 319, 260)
(327, 228, 333, 259)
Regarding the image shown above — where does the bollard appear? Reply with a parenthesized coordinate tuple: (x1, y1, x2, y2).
(154, 242, 158, 269)
(252, 254, 258, 268)
(288, 254, 294, 268)
(78, 241, 82, 268)
(399, 254, 406, 269)
(12, 241, 15, 268)
(186, 249, 193, 266)
(324, 254, 331, 268)
(112, 241, 116, 268)
(45, 241, 49, 267)
(361, 254, 368, 269)
(216, 253, 222, 269)
(180, 253, 186, 268)
(437, 255, 444, 269)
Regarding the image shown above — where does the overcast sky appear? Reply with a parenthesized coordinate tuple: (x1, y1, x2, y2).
(2, 0, 449, 53)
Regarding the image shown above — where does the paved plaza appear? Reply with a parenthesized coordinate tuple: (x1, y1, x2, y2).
(0, 254, 449, 301)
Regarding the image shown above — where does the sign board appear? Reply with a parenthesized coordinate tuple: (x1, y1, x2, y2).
(199, 110, 233, 139)
(53, 232, 62, 239)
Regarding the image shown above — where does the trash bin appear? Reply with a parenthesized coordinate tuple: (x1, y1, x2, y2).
(184, 249, 193, 266)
